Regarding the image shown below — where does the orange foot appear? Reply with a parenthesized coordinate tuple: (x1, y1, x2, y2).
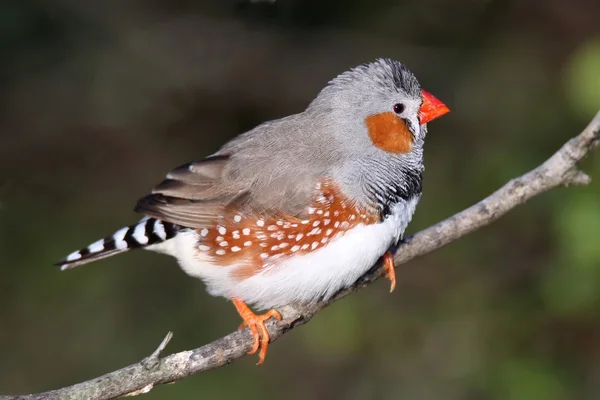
(232, 298, 282, 365)
(383, 251, 396, 293)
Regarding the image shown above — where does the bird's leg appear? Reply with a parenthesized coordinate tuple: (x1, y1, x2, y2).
(232, 298, 282, 365)
(382, 251, 396, 293)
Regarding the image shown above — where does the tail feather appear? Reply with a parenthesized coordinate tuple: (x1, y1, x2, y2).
(56, 218, 181, 270)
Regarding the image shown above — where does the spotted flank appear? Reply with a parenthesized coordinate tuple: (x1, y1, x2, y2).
(197, 180, 381, 278)
(56, 218, 181, 270)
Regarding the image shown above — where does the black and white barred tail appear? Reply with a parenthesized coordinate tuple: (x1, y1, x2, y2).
(56, 218, 181, 270)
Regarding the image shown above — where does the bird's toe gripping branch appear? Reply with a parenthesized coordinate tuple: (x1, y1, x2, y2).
(232, 298, 282, 365)
(383, 251, 396, 293)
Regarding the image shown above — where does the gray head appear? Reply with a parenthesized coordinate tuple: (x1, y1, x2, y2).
(303, 59, 449, 214)
(307, 58, 447, 156)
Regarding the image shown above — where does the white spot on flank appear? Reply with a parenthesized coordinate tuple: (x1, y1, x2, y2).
(312, 221, 320, 227)
(133, 223, 149, 245)
(326, 229, 334, 236)
(153, 221, 167, 240)
(324, 219, 331, 226)
(200, 228, 209, 237)
(231, 246, 242, 252)
(256, 234, 267, 240)
(308, 228, 321, 236)
(88, 239, 104, 253)
(113, 227, 129, 250)
(260, 243, 268, 247)
(334, 211, 340, 216)
(334, 221, 340, 228)
(234, 215, 242, 222)
(216, 236, 224, 242)
(311, 242, 319, 250)
(340, 221, 350, 229)
(66, 251, 82, 262)
(301, 220, 309, 225)
(242, 228, 251, 235)
(301, 244, 309, 250)
(276, 220, 284, 226)
(219, 241, 229, 247)
(232, 231, 240, 239)
(267, 225, 277, 231)
(316, 209, 323, 215)
(291, 223, 298, 228)
(321, 237, 328, 243)
(279, 242, 289, 248)
(296, 233, 303, 241)
(218, 226, 227, 235)
(244, 241, 252, 247)
(271, 245, 279, 251)
(199, 245, 210, 251)
(216, 249, 226, 255)
(350, 215, 356, 220)
(257, 220, 265, 227)
(324, 211, 330, 217)
(291, 245, 300, 252)
(260, 253, 269, 259)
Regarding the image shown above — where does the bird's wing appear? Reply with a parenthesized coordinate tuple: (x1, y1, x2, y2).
(134, 154, 317, 228)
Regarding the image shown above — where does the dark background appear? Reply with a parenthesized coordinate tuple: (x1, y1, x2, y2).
(1, 0, 600, 399)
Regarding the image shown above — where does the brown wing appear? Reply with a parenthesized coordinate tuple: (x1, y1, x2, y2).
(135, 155, 249, 228)
(135, 147, 326, 229)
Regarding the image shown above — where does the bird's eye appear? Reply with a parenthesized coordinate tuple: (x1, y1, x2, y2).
(393, 103, 405, 114)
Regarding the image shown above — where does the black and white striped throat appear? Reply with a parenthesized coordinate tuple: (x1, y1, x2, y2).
(366, 168, 422, 221)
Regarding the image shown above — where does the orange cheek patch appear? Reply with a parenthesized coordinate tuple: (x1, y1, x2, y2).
(365, 112, 413, 153)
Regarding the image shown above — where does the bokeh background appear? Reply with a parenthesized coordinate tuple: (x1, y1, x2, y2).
(1, 0, 600, 399)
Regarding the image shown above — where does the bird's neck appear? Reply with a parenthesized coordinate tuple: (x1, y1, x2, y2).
(334, 154, 423, 221)
(365, 165, 422, 220)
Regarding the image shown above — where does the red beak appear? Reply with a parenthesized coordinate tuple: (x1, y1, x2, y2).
(419, 89, 450, 124)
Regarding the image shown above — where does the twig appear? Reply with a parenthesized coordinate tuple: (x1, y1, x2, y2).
(141, 332, 173, 371)
(2, 111, 599, 400)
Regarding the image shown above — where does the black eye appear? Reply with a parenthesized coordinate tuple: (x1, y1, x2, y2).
(393, 103, 405, 114)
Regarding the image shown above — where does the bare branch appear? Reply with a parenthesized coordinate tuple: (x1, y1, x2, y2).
(2, 111, 599, 400)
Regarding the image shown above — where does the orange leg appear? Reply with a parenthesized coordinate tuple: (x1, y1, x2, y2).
(232, 298, 282, 365)
(383, 251, 396, 293)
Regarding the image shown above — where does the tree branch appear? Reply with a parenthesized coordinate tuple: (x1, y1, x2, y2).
(3, 111, 600, 400)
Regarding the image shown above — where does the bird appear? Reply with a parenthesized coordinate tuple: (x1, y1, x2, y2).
(56, 58, 449, 365)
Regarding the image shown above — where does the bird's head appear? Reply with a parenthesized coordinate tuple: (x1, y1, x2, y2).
(309, 58, 449, 156)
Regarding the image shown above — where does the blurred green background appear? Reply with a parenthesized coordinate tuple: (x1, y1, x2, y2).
(1, 0, 600, 399)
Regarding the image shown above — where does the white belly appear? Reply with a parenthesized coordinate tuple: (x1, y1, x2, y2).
(149, 198, 419, 310)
